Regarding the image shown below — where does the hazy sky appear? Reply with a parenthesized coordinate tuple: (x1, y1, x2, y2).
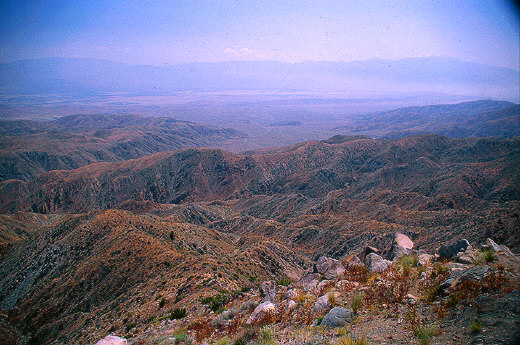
(1, 0, 519, 69)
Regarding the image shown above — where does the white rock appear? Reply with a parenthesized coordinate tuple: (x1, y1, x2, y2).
(95, 336, 127, 345)
(246, 301, 276, 324)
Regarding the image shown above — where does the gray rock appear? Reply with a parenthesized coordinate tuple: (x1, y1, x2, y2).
(486, 238, 502, 252)
(285, 300, 297, 312)
(390, 232, 414, 260)
(304, 279, 320, 292)
(321, 307, 353, 327)
(365, 253, 391, 272)
(315, 256, 346, 280)
(363, 246, 379, 262)
(438, 239, 471, 260)
(94, 336, 128, 345)
(313, 292, 332, 312)
(297, 273, 322, 287)
(260, 280, 277, 302)
(440, 265, 492, 292)
(246, 301, 276, 324)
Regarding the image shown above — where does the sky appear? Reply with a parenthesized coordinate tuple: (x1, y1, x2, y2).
(0, 0, 519, 69)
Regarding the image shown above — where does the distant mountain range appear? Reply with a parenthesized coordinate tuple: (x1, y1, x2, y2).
(335, 99, 520, 138)
(1, 57, 518, 100)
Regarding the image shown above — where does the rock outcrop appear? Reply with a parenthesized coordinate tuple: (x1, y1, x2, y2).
(94, 335, 128, 345)
(321, 307, 353, 327)
(365, 253, 391, 272)
(390, 232, 414, 260)
(438, 239, 471, 260)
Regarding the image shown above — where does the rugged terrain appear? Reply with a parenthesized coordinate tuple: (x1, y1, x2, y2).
(0, 114, 247, 181)
(0, 132, 519, 344)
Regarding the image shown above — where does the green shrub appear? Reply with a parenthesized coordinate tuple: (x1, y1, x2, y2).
(277, 277, 292, 287)
(413, 324, 439, 345)
(317, 316, 324, 325)
(481, 250, 495, 263)
(170, 308, 187, 320)
(352, 293, 363, 314)
(258, 326, 276, 345)
(471, 319, 483, 333)
(422, 283, 439, 302)
(159, 297, 167, 308)
(216, 336, 231, 345)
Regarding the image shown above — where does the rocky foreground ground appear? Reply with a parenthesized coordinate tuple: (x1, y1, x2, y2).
(94, 234, 520, 345)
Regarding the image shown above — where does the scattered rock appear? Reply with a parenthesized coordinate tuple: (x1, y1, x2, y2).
(390, 232, 414, 260)
(448, 262, 468, 271)
(404, 294, 418, 305)
(363, 246, 379, 262)
(284, 289, 299, 301)
(345, 255, 362, 267)
(260, 281, 277, 302)
(336, 280, 359, 291)
(418, 253, 432, 266)
(316, 279, 332, 293)
(321, 307, 353, 327)
(438, 239, 471, 260)
(486, 238, 515, 257)
(94, 336, 128, 345)
(365, 253, 391, 272)
(246, 301, 276, 324)
(457, 255, 474, 264)
(315, 256, 346, 280)
(285, 300, 297, 312)
(440, 265, 492, 292)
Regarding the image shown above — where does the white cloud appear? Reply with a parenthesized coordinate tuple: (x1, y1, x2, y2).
(223, 47, 267, 60)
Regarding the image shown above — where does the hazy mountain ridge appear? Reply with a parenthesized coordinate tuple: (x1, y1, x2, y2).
(1, 57, 518, 99)
(334, 100, 520, 138)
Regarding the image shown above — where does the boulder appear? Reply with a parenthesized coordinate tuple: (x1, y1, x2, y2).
(246, 301, 276, 324)
(95, 336, 128, 345)
(321, 307, 353, 327)
(365, 253, 391, 272)
(363, 246, 379, 262)
(486, 238, 502, 252)
(390, 232, 414, 260)
(297, 273, 322, 287)
(313, 292, 332, 312)
(315, 256, 346, 280)
(438, 239, 471, 260)
(304, 279, 320, 292)
(316, 279, 332, 293)
(260, 280, 277, 302)
(486, 238, 515, 256)
(440, 265, 492, 292)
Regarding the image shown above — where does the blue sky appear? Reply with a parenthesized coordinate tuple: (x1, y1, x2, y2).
(1, 0, 518, 69)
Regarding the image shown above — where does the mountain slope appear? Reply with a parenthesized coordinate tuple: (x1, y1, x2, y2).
(2, 134, 518, 214)
(0, 114, 247, 181)
(334, 100, 520, 138)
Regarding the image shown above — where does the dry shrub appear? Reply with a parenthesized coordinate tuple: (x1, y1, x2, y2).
(344, 264, 368, 283)
(364, 266, 411, 305)
(188, 320, 214, 342)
